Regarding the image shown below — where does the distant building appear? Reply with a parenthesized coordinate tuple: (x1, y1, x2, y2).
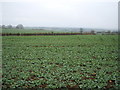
(96, 32, 103, 35)
(111, 31, 118, 35)
(96, 31, 118, 35)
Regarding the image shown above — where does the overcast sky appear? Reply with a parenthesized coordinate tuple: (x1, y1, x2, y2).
(1, 0, 119, 29)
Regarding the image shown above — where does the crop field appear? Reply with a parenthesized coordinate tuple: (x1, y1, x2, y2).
(2, 35, 119, 89)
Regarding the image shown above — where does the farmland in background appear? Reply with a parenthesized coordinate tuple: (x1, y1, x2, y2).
(2, 35, 119, 89)
(2, 29, 65, 34)
(1, 28, 95, 36)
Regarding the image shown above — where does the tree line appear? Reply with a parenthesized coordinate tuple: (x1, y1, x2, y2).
(0, 24, 24, 29)
(0, 24, 117, 35)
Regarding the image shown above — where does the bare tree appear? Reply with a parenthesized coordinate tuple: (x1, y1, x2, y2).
(16, 24, 24, 29)
(107, 30, 111, 34)
(7, 25, 12, 29)
(91, 30, 95, 34)
(2, 25, 6, 29)
(80, 28, 83, 34)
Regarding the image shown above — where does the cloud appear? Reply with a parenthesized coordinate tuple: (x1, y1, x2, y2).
(1, 1, 118, 29)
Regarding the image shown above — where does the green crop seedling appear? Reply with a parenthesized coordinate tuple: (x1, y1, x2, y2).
(2, 35, 119, 89)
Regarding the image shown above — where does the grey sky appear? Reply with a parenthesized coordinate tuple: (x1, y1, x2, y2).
(1, 0, 118, 29)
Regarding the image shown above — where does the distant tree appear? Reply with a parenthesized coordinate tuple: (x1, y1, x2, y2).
(91, 30, 95, 34)
(7, 25, 12, 29)
(107, 30, 111, 34)
(16, 24, 24, 29)
(2, 25, 6, 29)
(102, 31, 105, 35)
(80, 28, 83, 34)
(51, 32, 54, 34)
(0, 25, 1, 28)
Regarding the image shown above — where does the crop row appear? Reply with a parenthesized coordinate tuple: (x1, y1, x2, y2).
(2, 35, 119, 89)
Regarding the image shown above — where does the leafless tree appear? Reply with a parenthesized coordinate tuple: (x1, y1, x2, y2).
(7, 25, 12, 29)
(16, 24, 24, 29)
(2, 25, 6, 29)
(107, 30, 111, 34)
(80, 28, 83, 34)
(91, 30, 95, 34)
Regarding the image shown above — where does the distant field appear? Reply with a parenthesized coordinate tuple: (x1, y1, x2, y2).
(2, 35, 119, 89)
(2, 29, 62, 34)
